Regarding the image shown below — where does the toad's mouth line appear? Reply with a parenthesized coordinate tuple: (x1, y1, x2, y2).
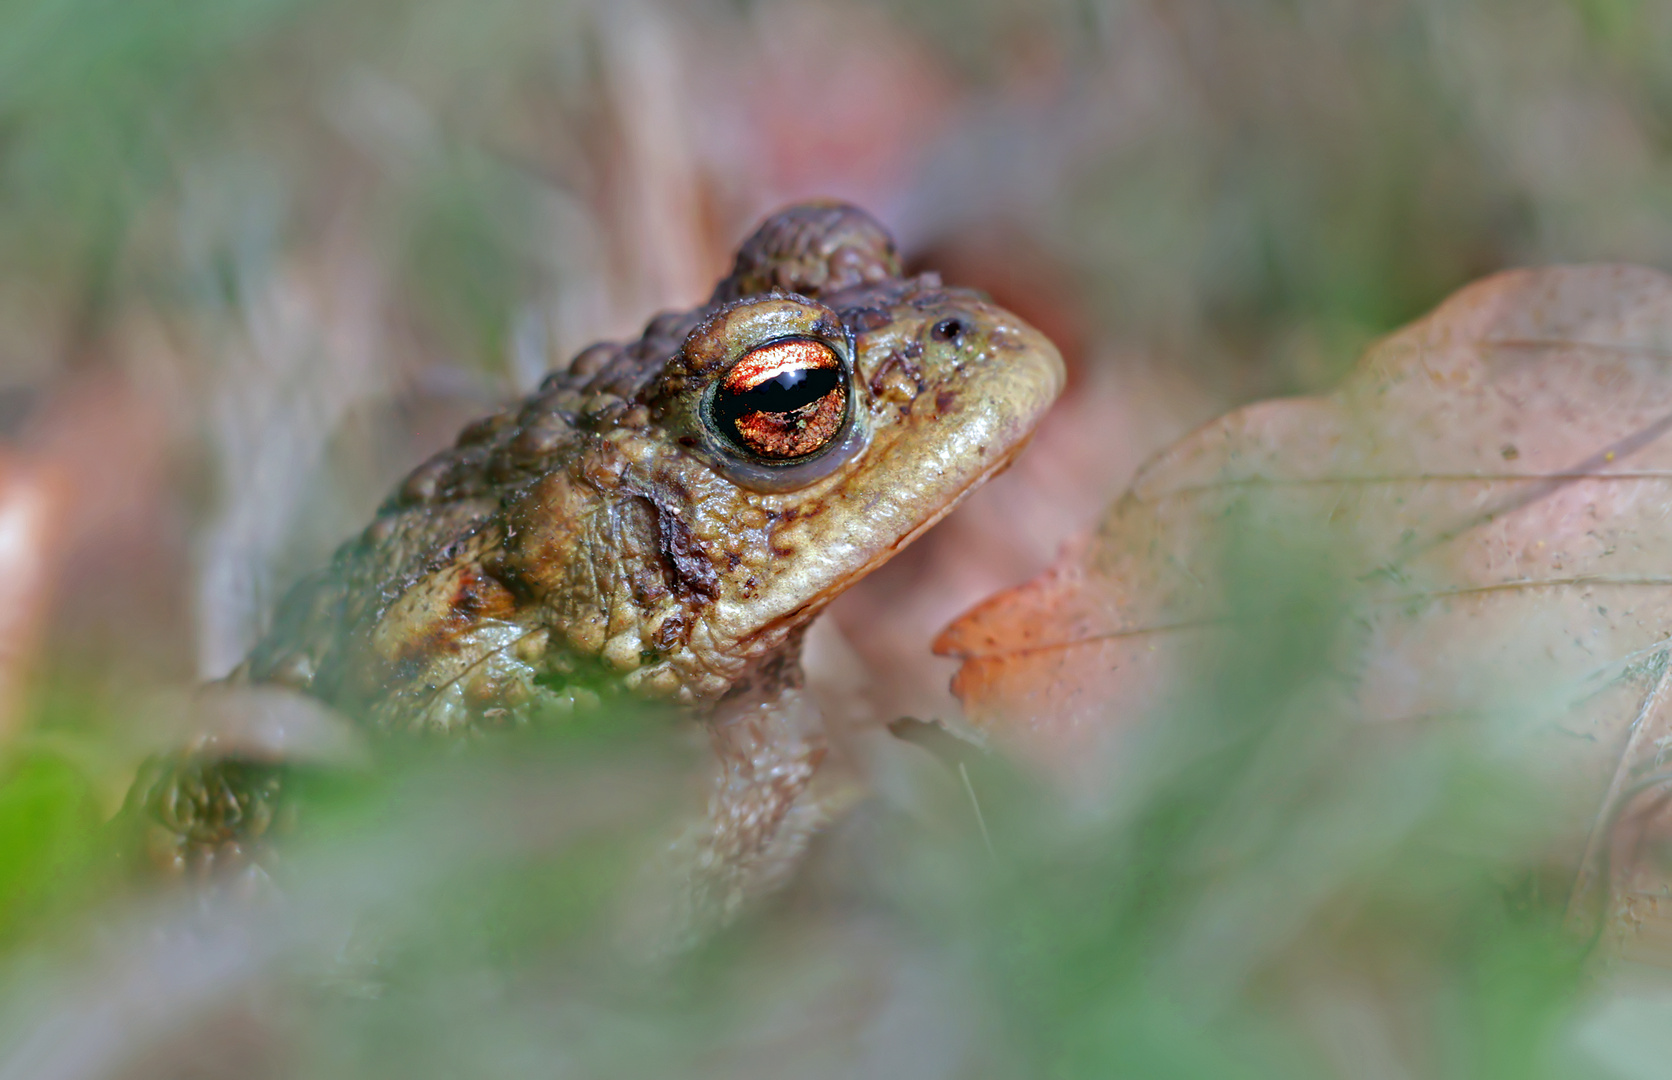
(743, 423, 1045, 649)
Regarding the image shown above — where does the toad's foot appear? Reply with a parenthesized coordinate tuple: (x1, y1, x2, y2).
(122, 752, 292, 882)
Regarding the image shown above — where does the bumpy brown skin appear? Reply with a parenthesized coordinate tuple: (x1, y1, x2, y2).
(135, 202, 1064, 935)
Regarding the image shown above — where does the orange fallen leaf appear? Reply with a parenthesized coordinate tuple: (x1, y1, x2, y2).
(937, 264, 1672, 958)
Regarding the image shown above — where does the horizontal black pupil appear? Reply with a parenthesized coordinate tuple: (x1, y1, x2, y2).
(716, 366, 841, 427)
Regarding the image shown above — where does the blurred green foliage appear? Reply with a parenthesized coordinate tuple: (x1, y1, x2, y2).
(0, 0, 311, 326)
(0, 752, 102, 941)
(0, 527, 1632, 1078)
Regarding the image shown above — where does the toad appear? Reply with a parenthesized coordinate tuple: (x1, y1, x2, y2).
(131, 201, 1064, 935)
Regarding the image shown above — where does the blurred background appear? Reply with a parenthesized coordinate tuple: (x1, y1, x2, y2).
(4, 0, 1672, 1076)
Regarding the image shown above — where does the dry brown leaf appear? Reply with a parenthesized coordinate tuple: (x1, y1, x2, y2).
(936, 264, 1672, 957)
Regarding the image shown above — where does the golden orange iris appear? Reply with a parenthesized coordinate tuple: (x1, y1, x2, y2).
(711, 338, 847, 460)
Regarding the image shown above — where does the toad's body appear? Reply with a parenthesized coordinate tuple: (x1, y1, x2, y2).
(144, 203, 1063, 933)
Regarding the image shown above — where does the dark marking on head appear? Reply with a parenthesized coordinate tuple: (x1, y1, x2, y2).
(840, 306, 892, 334)
(653, 609, 688, 649)
(645, 495, 721, 601)
(868, 349, 924, 398)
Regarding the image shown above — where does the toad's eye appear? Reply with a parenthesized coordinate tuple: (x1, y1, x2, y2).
(708, 337, 848, 461)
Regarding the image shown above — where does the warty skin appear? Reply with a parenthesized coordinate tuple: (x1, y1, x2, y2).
(133, 201, 1066, 938)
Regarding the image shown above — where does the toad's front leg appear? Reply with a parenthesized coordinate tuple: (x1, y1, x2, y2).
(692, 686, 826, 927)
(661, 672, 863, 947)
